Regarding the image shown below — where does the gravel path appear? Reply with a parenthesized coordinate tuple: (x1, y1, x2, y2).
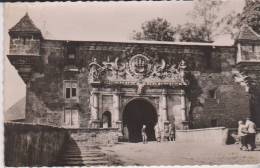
(102, 142, 260, 166)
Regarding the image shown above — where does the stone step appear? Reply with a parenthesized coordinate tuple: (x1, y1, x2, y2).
(64, 151, 103, 154)
(63, 153, 106, 158)
(66, 145, 100, 148)
(66, 147, 101, 151)
(61, 160, 109, 166)
(60, 157, 107, 162)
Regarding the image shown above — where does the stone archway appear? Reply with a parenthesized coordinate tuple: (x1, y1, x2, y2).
(122, 98, 158, 142)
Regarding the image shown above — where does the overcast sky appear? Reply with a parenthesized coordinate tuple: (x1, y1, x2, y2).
(4, 0, 245, 110)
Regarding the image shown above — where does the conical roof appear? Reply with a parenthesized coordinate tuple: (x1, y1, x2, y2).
(9, 13, 42, 36)
(237, 24, 260, 41)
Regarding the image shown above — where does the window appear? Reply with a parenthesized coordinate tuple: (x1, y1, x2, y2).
(208, 88, 217, 99)
(68, 54, 75, 59)
(211, 119, 218, 127)
(64, 81, 77, 99)
(64, 109, 79, 127)
(22, 37, 26, 45)
(241, 44, 260, 61)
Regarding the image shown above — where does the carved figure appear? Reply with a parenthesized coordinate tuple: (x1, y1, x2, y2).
(89, 58, 101, 82)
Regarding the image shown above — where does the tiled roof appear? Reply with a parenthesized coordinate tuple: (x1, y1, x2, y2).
(237, 24, 260, 41)
(9, 13, 41, 34)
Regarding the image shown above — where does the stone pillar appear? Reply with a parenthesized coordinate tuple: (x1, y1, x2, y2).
(90, 88, 100, 128)
(112, 92, 120, 128)
(161, 90, 168, 122)
(237, 42, 242, 63)
(180, 90, 189, 129)
(160, 89, 169, 140)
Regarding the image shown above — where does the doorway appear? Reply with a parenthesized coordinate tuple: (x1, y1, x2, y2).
(123, 98, 158, 142)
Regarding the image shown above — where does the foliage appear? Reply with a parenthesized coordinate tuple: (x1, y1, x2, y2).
(240, 0, 260, 34)
(132, 17, 176, 41)
(132, 0, 260, 42)
(177, 23, 210, 42)
(181, 0, 223, 42)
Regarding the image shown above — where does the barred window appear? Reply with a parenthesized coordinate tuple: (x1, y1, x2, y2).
(64, 81, 78, 99)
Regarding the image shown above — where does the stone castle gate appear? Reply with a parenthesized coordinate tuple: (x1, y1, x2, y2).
(88, 53, 189, 141)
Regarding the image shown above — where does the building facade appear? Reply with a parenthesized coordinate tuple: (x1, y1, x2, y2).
(7, 14, 260, 142)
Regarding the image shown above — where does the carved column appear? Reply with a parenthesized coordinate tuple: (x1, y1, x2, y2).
(180, 89, 189, 129)
(113, 89, 122, 133)
(90, 88, 100, 128)
(160, 89, 169, 138)
(161, 90, 168, 122)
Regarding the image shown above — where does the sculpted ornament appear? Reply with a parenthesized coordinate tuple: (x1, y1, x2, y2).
(88, 53, 188, 87)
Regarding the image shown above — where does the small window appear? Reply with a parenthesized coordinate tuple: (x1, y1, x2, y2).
(22, 37, 26, 45)
(72, 88, 76, 97)
(211, 119, 218, 127)
(68, 54, 75, 59)
(66, 88, 71, 98)
(64, 81, 77, 99)
(209, 88, 217, 99)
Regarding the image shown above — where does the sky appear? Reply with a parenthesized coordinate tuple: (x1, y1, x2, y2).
(3, 0, 245, 110)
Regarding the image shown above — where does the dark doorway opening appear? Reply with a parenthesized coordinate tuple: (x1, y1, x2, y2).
(102, 111, 112, 128)
(123, 98, 158, 142)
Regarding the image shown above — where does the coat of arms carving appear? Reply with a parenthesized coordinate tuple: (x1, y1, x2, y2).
(88, 52, 188, 87)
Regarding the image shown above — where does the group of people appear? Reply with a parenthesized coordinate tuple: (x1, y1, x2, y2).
(238, 117, 257, 151)
(141, 123, 176, 144)
(155, 123, 176, 142)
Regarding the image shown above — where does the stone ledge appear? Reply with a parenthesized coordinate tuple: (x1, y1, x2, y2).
(176, 127, 226, 132)
(4, 121, 66, 132)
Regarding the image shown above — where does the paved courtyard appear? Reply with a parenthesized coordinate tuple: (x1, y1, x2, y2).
(102, 142, 260, 166)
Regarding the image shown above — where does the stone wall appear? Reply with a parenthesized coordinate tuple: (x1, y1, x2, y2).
(67, 128, 120, 145)
(11, 39, 252, 129)
(176, 127, 228, 145)
(4, 122, 68, 166)
(9, 37, 41, 56)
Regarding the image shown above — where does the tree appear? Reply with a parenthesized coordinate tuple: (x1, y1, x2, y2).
(216, 0, 260, 38)
(240, 0, 260, 34)
(132, 17, 176, 41)
(178, 0, 223, 42)
(177, 23, 211, 42)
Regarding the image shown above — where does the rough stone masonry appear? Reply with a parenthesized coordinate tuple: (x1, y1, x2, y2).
(7, 13, 260, 141)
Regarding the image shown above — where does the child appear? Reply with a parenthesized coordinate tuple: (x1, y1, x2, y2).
(141, 125, 147, 144)
(169, 125, 176, 142)
(238, 120, 248, 151)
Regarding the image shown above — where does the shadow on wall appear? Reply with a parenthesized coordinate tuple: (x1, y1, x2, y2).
(184, 72, 203, 129)
(4, 122, 69, 167)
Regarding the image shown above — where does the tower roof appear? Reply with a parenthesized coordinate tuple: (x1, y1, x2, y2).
(9, 13, 42, 36)
(237, 24, 260, 41)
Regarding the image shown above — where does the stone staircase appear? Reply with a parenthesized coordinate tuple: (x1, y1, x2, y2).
(56, 139, 111, 166)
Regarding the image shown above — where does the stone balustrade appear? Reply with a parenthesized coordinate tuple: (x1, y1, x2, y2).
(4, 122, 68, 166)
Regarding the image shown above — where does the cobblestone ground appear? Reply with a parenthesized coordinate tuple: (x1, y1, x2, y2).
(102, 142, 260, 166)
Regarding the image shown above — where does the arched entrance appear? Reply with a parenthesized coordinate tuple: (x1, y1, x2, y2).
(123, 98, 158, 142)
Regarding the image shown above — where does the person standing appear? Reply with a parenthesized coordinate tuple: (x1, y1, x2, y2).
(155, 124, 161, 142)
(245, 117, 257, 151)
(238, 120, 248, 151)
(141, 125, 147, 144)
(169, 123, 176, 142)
